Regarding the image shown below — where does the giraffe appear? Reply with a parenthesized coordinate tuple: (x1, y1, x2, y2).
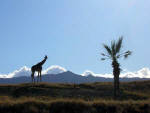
(31, 55, 48, 83)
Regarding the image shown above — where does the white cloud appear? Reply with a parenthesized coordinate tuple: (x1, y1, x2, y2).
(121, 68, 150, 78)
(43, 65, 67, 75)
(1, 66, 150, 79)
(0, 66, 31, 78)
(0, 65, 67, 78)
(82, 68, 150, 78)
(82, 70, 113, 78)
(82, 70, 95, 77)
(12, 66, 31, 78)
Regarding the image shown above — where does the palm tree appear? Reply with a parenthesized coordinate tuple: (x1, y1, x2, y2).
(101, 37, 132, 98)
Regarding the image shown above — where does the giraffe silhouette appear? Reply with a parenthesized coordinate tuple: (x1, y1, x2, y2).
(31, 55, 48, 83)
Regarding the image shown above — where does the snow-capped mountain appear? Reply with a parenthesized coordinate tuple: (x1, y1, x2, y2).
(0, 66, 150, 84)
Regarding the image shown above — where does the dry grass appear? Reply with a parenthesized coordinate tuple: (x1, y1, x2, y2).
(0, 96, 150, 113)
(0, 81, 150, 112)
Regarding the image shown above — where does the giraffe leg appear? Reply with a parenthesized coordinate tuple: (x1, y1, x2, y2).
(31, 71, 35, 83)
(33, 72, 35, 83)
(37, 72, 39, 83)
(40, 71, 42, 82)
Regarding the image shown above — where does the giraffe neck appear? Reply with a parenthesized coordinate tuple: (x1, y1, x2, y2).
(39, 58, 47, 66)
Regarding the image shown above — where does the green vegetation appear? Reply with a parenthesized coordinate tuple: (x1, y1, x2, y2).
(101, 37, 132, 97)
(0, 81, 150, 113)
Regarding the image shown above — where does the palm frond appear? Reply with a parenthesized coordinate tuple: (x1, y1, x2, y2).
(103, 44, 112, 56)
(117, 55, 120, 58)
(102, 37, 132, 61)
(111, 40, 116, 56)
(115, 37, 123, 54)
(101, 53, 106, 56)
(124, 50, 132, 59)
(101, 58, 106, 61)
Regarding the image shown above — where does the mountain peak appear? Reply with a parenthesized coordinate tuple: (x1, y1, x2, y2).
(82, 70, 94, 77)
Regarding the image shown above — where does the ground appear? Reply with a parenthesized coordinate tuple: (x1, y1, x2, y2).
(0, 81, 150, 113)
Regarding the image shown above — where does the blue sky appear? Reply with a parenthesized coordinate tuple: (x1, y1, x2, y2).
(0, 0, 150, 75)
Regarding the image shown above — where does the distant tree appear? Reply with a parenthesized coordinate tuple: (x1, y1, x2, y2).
(101, 37, 132, 98)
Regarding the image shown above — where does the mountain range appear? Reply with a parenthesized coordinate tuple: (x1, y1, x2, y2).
(0, 71, 150, 84)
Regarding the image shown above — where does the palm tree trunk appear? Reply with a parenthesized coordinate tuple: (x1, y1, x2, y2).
(113, 74, 117, 97)
(112, 59, 120, 98)
(116, 73, 120, 95)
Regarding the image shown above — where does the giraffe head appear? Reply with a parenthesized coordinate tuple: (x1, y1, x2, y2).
(45, 55, 48, 60)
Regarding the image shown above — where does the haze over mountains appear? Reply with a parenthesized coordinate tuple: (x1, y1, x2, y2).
(0, 65, 150, 84)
